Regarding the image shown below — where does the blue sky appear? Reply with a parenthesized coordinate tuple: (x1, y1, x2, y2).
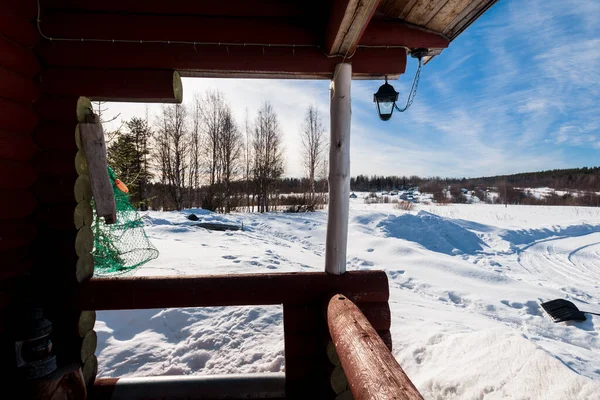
(105, 0, 599, 179)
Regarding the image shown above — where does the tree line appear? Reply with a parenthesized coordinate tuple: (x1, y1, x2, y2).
(105, 91, 328, 213)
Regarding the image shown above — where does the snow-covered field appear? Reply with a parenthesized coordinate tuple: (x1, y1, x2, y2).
(95, 200, 600, 399)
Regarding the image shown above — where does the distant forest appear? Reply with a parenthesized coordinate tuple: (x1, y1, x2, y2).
(349, 167, 600, 207)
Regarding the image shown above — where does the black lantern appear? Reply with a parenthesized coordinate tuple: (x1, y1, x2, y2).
(373, 48, 429, 121)
(373, 77, 399, 121)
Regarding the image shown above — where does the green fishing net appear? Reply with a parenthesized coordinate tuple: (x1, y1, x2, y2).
(92, 167, 158, 276)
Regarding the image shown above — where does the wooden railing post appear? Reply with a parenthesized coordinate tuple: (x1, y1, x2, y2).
(327, 294, 423, 400)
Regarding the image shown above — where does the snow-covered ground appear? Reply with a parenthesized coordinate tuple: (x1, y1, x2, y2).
(95, 201, 600, 399)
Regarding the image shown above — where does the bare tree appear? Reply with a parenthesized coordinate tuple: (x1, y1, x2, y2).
(252, 102, 284, 213)
(244, 109, 252, 212)
(199, 91, 226, 211)
(300, 105, 326, 209)
(154, 104, 189, 210)
(219, 108, 243, 213)
(189, 94, 202, 208)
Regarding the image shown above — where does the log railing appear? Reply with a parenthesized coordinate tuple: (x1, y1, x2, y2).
(327, 294, 423, 400)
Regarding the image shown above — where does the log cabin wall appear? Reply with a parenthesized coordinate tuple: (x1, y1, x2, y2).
(0, 0, 41, 375)
(0, 0, 97, 385)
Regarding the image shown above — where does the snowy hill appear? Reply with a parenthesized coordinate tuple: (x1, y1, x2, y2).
(95, 203, 600, 399)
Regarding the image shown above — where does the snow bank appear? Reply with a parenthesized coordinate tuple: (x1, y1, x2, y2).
(96, 204, 600, 398)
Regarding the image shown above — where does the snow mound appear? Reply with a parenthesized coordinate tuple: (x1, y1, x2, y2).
(409, 329, 599, 400)
(375, 211, 487, 255)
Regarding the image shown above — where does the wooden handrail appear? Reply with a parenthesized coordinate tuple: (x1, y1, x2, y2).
(75, 271, 389, 310)
(327, 294, 423, 400)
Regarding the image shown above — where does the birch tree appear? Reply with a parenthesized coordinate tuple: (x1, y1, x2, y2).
(300, 105, 326, 209)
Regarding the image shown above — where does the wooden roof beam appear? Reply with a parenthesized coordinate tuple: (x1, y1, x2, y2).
(40, 42, 407, 79)
(41, 0, 320, 18)
(325, 0, 382, 56)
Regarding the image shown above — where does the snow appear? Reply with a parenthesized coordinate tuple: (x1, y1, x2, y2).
(96, 202, 600, 399)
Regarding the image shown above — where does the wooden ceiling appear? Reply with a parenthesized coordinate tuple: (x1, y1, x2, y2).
(34, 0, 497, 79)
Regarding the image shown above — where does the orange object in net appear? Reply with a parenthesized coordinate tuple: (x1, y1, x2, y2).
(115, 179, 129, 194)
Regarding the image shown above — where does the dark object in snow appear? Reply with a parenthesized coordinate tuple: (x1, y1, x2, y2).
(540, 299, 600, 323)
(194, 223, 241, 231)
(187, 214, 200, 221)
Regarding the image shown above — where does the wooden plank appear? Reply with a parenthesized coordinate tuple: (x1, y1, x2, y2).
(0, 32, 40, 77)
(361, 19, 449, 48)
(40, 69, 183, 103)
(426, 0, 475, 33)
(79, 116, 116, 224)
(40, 42, 408, 78)
(0, 130, 37, 161)
(43, 0, 318, 17)
(40, 13, 319, 46)
(0, 159, 36, 189)
(325, 0, 382, 56)
(0, 97, 38, 134)
(404, 0, 448, 26)
(75, 270, 390, 310)
(0, 219, 37, 250)
(328, 294, 422, 400)
(0, 189, 36, 219)
(441, 0, 497, 39)
(0, 66, 39, 104)
(0, 15, 39, 47)
(378, 0, 417, 18)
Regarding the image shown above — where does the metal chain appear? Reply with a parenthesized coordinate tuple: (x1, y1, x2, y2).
(395, 57, 422, 113)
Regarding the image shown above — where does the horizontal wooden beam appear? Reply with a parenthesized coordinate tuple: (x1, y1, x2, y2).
(360, 19, 449, 48)
(0, 131, 37, 161)
(75, 271, 389, 310)
(40, 69, 183, 103)
(93, 374, 286, 400)
(0, 15, 39, 48)
(0, 33, 40, 77)
(0, 159, 36, 189)
(0, 66, 39, 105)
(325, 0, 382, 56)
(0, 221, 36, 251)
(40, 43, 407, 79)
(40, 13, 319, 46)
(43, 0, 321, 17)
(0, 97, 39, 134)
(0, 189, 36, 219)
(328, 294, 422, 400)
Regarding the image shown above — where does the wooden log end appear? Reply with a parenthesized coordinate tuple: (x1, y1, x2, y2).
(78, 311, 96, 337)
(173, 71, 183, 103)
(82, 354, 98, 387)
(76, 253, 94, 283)
(81, 329, 98, 363)
(76, 97, 93, 123)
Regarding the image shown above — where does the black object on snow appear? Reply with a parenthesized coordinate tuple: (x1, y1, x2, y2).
(187, 214, 200, 221)
(540, 299, 600, 323)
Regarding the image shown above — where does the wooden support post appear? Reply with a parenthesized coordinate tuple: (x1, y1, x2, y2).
(326, 63, 351, 275)
(78, 113, 116, 224)
(327, 294, 423, 400)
